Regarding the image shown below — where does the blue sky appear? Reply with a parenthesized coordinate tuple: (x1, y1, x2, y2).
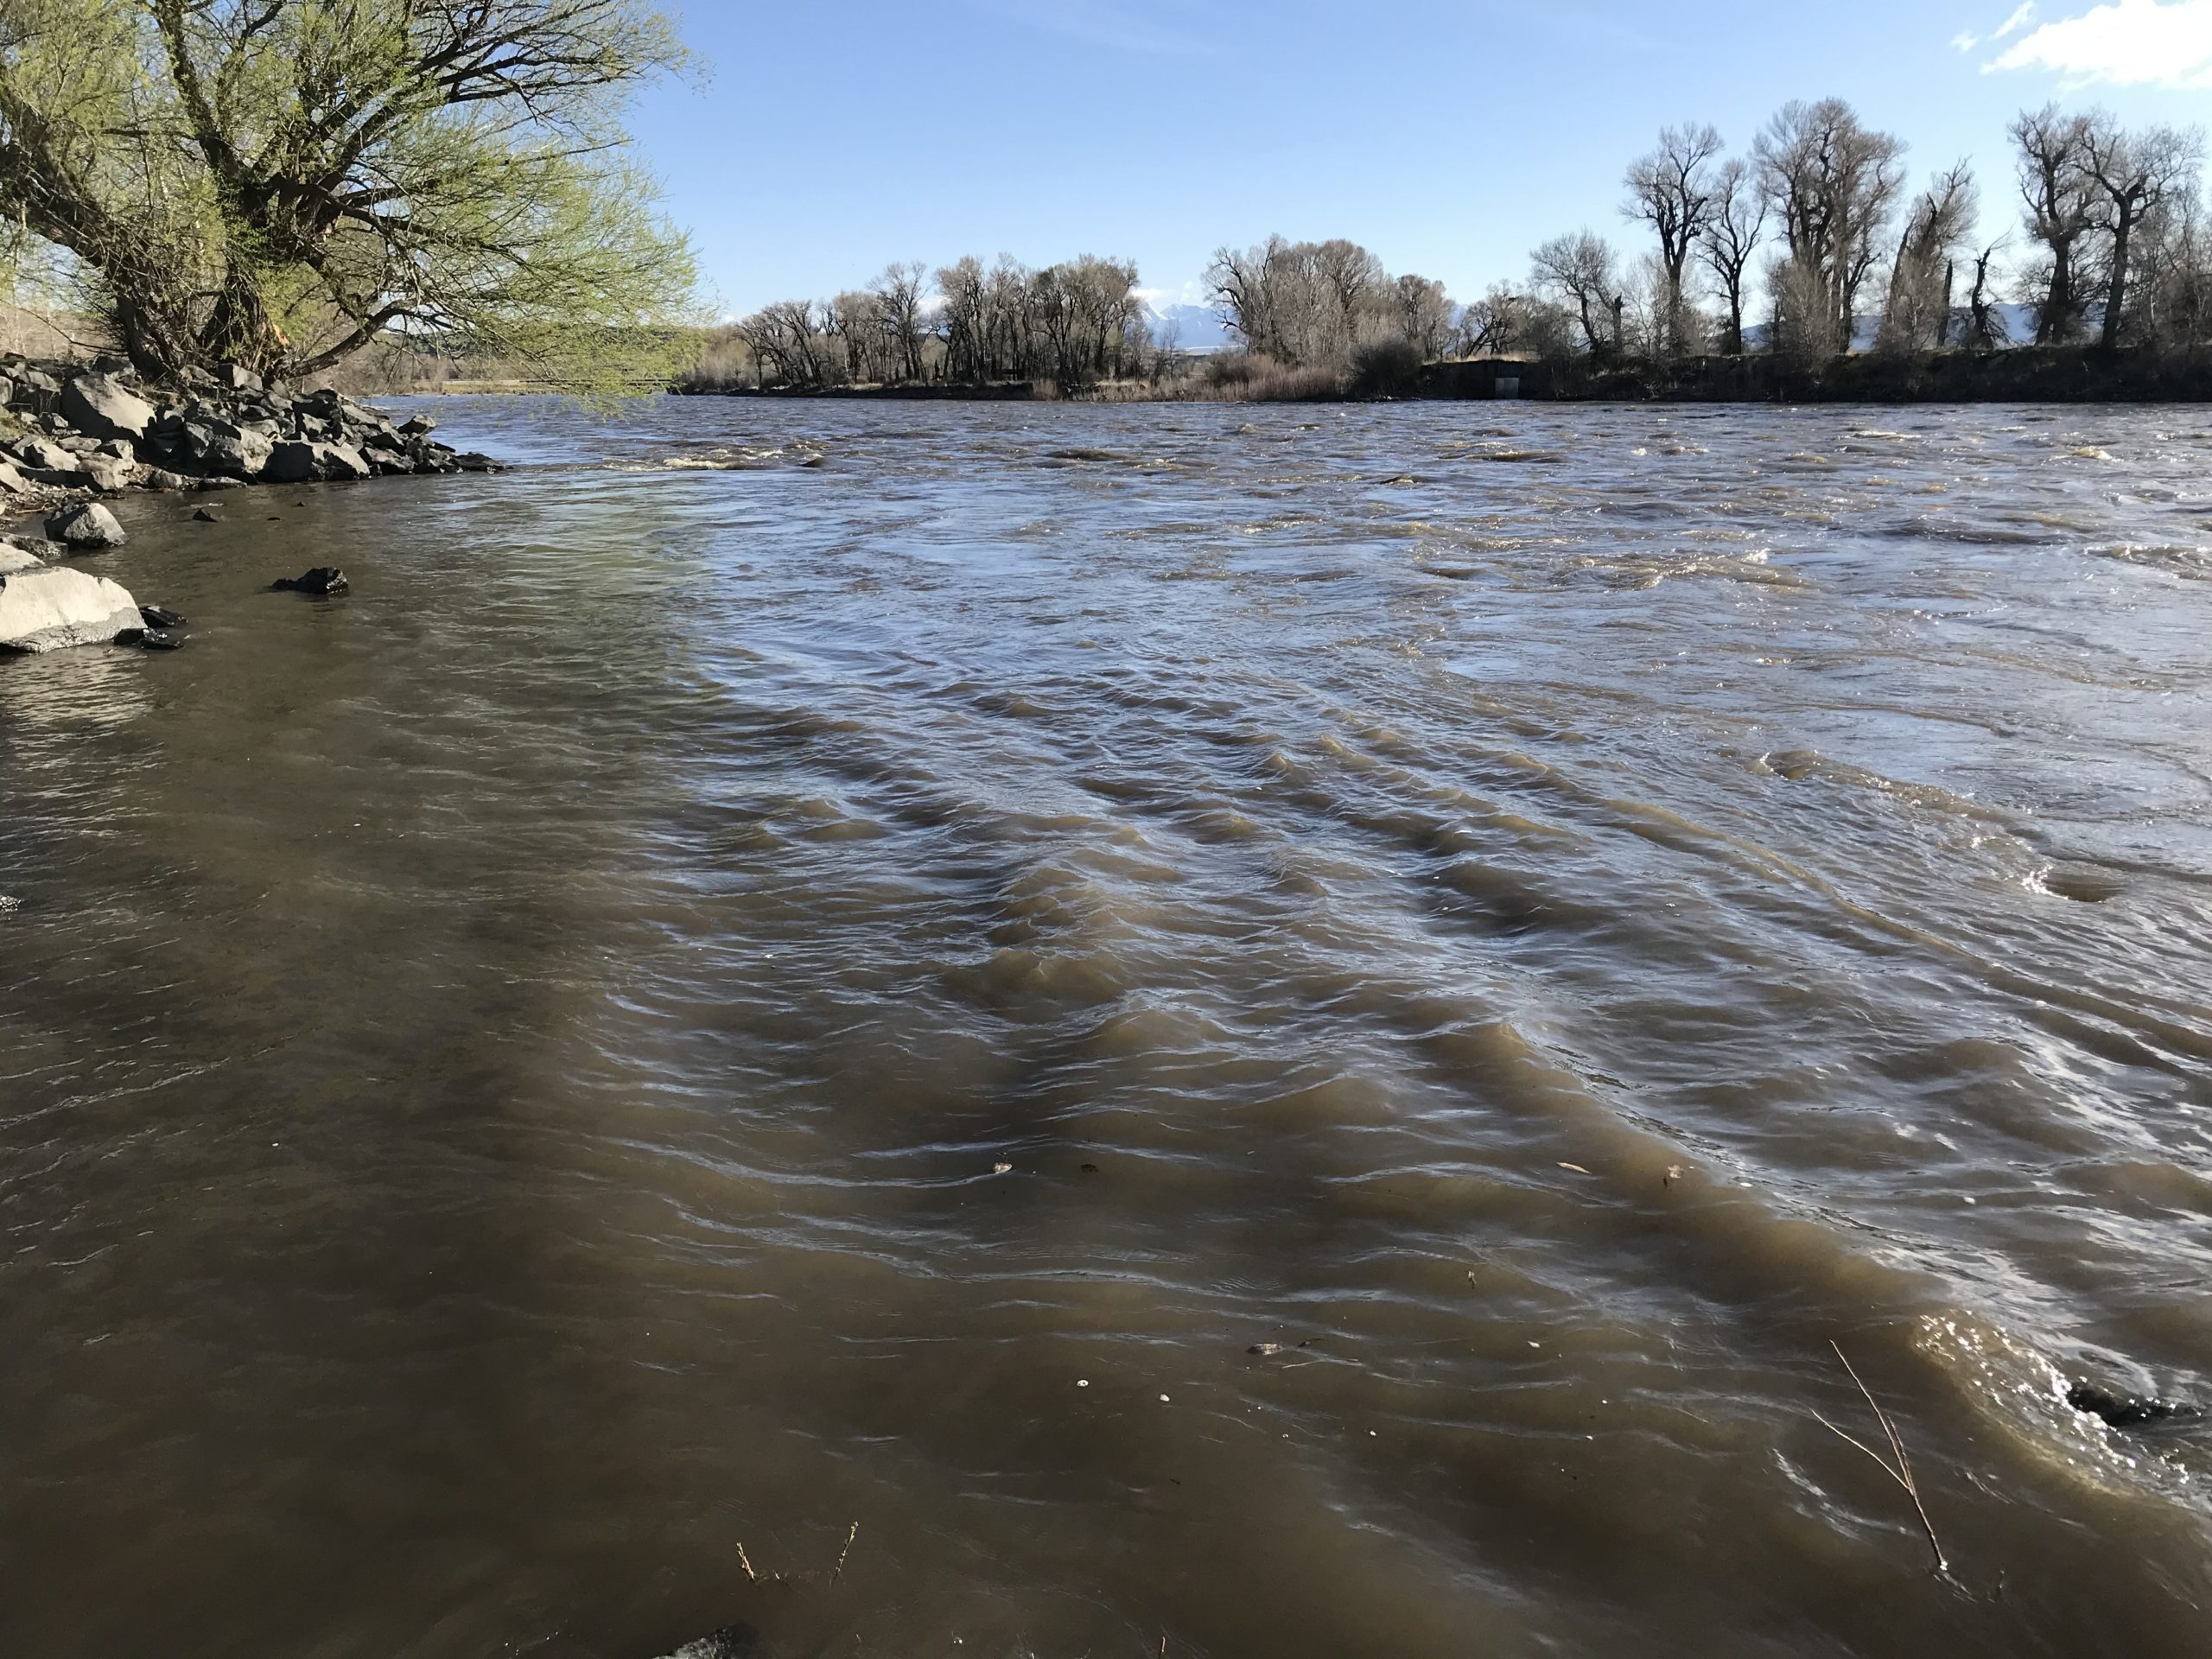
(630, 1, 2212, 316)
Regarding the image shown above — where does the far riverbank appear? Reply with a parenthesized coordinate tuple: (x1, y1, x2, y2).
(655, 345, 2212, 407)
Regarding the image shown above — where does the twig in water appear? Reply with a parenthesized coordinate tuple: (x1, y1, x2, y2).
(1813, 1339, 1948, 1573)
(737, 1523, 861, 1589)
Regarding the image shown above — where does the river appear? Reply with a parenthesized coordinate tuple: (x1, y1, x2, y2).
(3, 396, 2209, 1657)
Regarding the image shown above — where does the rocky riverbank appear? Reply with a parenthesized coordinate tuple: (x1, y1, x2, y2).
(0, 354, 501, 654)
(0, 354, 497, 519)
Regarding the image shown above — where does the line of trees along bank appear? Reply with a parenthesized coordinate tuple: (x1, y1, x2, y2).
(1504, 98, 2207, 366)
(698, 95, 2212, 398)
(705, 256, 1153, 392)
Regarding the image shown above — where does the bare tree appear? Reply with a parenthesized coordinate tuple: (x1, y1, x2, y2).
(1205, 236, 1393, 366)
(1964, 239, 2012, 348)
(1624, 123, 1725, 357)
(1457, 285, 1521, 357)
(2083, 118, 2205, 347)
(1393, 273, 1454, 359)
(869, 262, 931, 383)
(1881, 162, 1979, 351)
(2010, 105, 2101, 344)
(1530, 232, 1622, 357)
(1756, 99, 1908, 352)
(2132, 188, 2212, 350)
(740, 300, 829, 389)
(1699, 158, 1768, 354)
(1311, 238, 1388, 354)
(935, 256, 988, 383)
(1205, 238, 1286, 360)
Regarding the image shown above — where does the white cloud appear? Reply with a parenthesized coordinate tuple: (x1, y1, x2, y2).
(1986, 0, 2212, 87)
(1956, 4, 2039, 51)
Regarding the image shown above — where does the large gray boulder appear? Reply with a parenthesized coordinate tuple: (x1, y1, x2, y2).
(179, 418, 273, 479)
(9, 365, 60, 411)
(265, 439, 370, 483)
(261, 440, 319, 483)
(59, 372, 155, 443)
(44, 502, 127, 550)
(82, 454, 137, 493)
(0, 561, 141, 652)
(12, 436, 79, 473)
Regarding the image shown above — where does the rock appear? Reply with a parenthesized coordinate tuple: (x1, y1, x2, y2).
(82, 455, 137, 493)
(2068, 1383, 2202, 1429)
(399, 415, 437, 436)
(59, 372, 156, 443)
(263, 442, 320, 483)
(44, 502, 128, 550)
(196, 475, 249, 491)
(0, 563, 142, 652)
(0, 459, 29, 494)
(9, 365, 60, 410)
(140, 467, 194, 492)
(0, 541, 47, 575)
(182, 421, 273, 479)
(95, 438, 134, 461)
(270, 566, 348, 595)
(140, 605, 188, 628)
(216, 363, 264, 396)
(455, 452, 499, 472)
(657, 1629, 757, 1659)
(12, 436, 79, 472)
(192, 506, 220, 523)
(128, 627, 184, 651)
(265, 438, 372, 483)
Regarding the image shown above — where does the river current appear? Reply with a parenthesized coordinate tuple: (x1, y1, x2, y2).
(3, 396, 2209, 1657)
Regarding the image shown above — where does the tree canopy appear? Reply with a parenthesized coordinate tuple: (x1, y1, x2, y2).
(0, 0, 696, 391)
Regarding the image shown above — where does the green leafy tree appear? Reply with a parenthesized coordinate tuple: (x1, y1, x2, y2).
(0, 0, 696, 393)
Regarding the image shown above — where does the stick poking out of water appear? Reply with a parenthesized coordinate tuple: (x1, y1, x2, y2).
(1814, 1340, 1948, 1574)
(735, 1522, 861, 1588)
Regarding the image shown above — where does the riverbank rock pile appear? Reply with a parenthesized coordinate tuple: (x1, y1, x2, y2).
(0, 355, 497, 514)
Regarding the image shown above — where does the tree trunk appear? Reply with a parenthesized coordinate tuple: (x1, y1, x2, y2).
(2101, 213, 2133, 351)
(200, 264, 290, 375)
(2040, 245, 2073, 345)
(108, 292, 186, 384)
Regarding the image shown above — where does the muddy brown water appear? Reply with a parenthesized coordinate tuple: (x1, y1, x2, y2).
(3, 397, 2210, 1658)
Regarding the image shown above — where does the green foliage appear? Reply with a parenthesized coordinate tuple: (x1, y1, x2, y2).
(0, 0, 698, 394)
